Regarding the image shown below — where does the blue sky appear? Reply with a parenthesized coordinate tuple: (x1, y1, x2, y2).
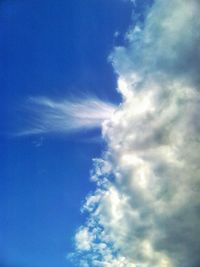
(0, 1, 133, 267)
(2, 1, 200, 267)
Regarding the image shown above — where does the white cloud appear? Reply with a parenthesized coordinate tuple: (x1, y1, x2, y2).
(18, 97, 116, 136)
(75, 227, 93, 251)
(73, 0, 200, 267)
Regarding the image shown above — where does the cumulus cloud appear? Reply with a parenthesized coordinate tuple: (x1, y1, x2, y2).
(73, 0, 200, 267)
(18, 97, 116, 136)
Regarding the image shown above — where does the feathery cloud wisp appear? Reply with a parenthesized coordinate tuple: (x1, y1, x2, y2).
(19, 97, 116, 136)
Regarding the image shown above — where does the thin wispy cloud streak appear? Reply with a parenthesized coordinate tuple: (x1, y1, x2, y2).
(18, 97, 116, 136)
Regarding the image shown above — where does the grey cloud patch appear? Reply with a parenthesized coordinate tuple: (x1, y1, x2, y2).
(72, 0, 200, 267)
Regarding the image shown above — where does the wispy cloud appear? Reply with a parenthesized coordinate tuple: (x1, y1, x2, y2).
(18, 97, 116, 136)
(72, 0, 200, 267)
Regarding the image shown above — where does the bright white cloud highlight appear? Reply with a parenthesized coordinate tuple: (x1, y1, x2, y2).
(19, 97, 116, 135)
(73, 0, 200, 267)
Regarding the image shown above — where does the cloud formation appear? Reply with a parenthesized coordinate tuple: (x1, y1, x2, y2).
(19, 97, 116, 136)
(73, 0, 200, 266)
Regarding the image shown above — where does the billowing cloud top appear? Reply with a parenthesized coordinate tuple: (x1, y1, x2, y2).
(72, 0, 200, 267)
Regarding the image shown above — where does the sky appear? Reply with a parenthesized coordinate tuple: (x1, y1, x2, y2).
(1, 1, 200, 267)
(0, 1, 133, 267)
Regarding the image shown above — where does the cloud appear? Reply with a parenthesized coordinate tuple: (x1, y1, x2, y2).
(18, 97, 116, 136)
(72, 0, 200, 267)
(111, 0, 200, 90)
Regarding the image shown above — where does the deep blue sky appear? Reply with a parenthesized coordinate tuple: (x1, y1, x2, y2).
(0, 1, 133, 267)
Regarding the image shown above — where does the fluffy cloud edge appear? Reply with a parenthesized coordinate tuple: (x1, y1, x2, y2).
(72, 0, 200, 266)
